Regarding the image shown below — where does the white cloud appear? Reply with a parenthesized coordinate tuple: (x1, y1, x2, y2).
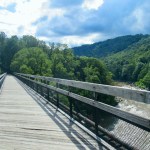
(0, 0, 48, 36)
(0, 0, 17, 7)
(123, 4, 150, 34)
(131, 9, 145, 31)
(0, 0, 149, 47)
(59, 33, 108, 47)
(0, 0, 66, 38)
(82, 0, 104, 10)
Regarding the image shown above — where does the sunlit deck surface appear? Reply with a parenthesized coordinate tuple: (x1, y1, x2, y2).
(0, 76, 108, 150)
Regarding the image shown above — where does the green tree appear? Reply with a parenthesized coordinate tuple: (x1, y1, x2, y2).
(21, 35, 39, 48)
(142, 71, 150, 90)
(50, 48, 79, 79)
(80, 57, 112, 84)
(1, 36, 22, 72)
(11, 47, 52, 76)
(104, 36, 150, 89)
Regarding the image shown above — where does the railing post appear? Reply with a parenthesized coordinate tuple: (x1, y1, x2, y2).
(69, 87, 73, 118)
(69, 98, 73, 118)
(31, 77, 33, 89)
(40, 79, 43, 96)
(93, 92, 98, 136)
(27, 76, 30, 86)
(36, 78, 38, 93)
(56, 83, 59, 108)
(47, 81, 50, 101)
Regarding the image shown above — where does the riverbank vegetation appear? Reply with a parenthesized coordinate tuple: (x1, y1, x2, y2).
(72, 34, 150, 90)
(104, 37, 150, 90)
(0, 32, 117, 106)
(1, 31, 149, 108)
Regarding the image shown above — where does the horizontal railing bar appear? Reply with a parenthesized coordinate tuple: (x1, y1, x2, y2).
(0, 73, 7, 84)
(15, 73, 150, 104)
(46, 85, 150, 131)
(0, 73, 6, 79)
(46, 96, 133, 149)
(15, 74, 150, 131)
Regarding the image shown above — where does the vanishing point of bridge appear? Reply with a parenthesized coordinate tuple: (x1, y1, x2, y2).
(0, 73, 149, 150)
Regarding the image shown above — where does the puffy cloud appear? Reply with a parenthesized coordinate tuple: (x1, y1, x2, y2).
(82, 0, 104, 10)
(0, 0, 17, 7)
(59, 33, 110, 47)
(40, 0, 150, 46)
(123, 1, 150, 33)
(0, 0, 47, 36)
(0, 2, 16, 13)
(0, 0, 150, 46)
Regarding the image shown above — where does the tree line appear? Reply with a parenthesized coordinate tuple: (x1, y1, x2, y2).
(73, 34, 148, 57)
(0, 32, 116, 106)
(104, 37, 150, 90)
(72, 34, 150, 90)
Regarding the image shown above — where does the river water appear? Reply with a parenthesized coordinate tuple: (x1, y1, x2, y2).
(117, 85, 150, 119)
(108, 85, 150, 149)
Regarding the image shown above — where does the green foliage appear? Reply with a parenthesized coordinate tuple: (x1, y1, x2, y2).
(1, 36, 24, 71)
(0, 31, 117, 106)
(22, 35, 39, 48)
(11, 47, 52, 76)
(78, 57, 112, 84)
(20, 65, 33, 74)
(105, 36, 150, 89)
(73, 34, 150, 90)
(50, 48, 79, 79)
(73, 34, 149, 57)
(136, 71, 150, 90)
(142, 71, 150, 89)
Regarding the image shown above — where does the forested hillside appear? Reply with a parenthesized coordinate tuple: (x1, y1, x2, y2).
(73, 34, 149, 57)
(1, 31, 149, 95)
(73, 34, 150, 90)
(104, 37, 150, 90)
(0, 32, 116, 105)
(0, 32, 111, 83)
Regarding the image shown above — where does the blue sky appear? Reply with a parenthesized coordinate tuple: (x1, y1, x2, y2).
(0, 0, 150, 47)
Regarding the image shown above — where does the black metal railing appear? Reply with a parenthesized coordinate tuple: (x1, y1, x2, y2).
(15, 73, 150, 150)
(0, 73, 6, 89)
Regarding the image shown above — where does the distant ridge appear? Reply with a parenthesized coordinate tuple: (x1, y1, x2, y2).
(72, 34, 149, 57)
(104, 35, 150, 85)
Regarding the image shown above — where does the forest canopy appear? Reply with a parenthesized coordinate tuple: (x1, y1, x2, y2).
(104, 37, 150, 90)
(73, 34, 150, 90)
(11, 47, 52, 76)
(0, 31, 116, 105)
(0, 32, 112, 85)
(0, 31, 149, 91)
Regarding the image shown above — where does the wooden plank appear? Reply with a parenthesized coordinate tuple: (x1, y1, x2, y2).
(18, 80, 115, 150)
(0, 75, 107, 150)
(16, 73, 150, 104)
(20, 78, 150, 150)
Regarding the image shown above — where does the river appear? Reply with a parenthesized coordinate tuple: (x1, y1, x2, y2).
(108, 84, 150, 149)
(117, 85, 150, 119)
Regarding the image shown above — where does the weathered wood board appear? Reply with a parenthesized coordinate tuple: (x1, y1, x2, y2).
(0, 76, 108, 150)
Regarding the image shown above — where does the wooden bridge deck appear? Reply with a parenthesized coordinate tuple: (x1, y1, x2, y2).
(0, 76, 108, 150)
